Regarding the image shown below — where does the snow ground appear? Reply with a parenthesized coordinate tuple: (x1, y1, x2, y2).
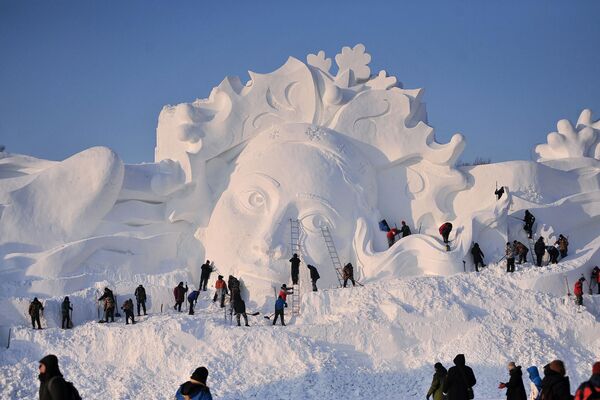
(1, 261, 599, 399)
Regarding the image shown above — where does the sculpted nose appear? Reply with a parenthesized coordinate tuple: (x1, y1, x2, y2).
(252, 210, 290, 257)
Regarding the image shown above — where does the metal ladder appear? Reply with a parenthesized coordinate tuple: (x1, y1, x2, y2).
(290, 219, 301, 316)
(320, 225, 345, 287)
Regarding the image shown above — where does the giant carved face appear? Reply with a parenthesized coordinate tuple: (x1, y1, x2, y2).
(201, 123, 377, 297)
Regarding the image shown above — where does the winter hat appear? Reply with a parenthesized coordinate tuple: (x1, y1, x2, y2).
(508, 362, 516, 370)
(549, 360, 566, 376)
(218, 275, 223, 279)
(281, 284, 287, 289)
(190, 366, 208, 384)
(39, 354, 62, 378)
(401, 220, 406, 224)
(592, 362, 600, 375)
(434, 362, 443, 370)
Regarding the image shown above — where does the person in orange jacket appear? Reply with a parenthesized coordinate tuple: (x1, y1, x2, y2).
(213, 275, 228, 308)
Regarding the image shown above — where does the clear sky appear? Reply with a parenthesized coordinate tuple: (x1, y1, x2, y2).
(1, 1, 599, 164)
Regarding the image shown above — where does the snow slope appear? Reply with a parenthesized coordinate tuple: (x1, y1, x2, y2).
(1, 264, 599, 399)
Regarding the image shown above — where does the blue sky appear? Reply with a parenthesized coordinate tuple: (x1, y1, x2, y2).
(1, 1, 599, 163)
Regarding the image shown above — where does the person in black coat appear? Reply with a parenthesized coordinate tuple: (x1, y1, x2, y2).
(546, 246, 559, 265)
(307, 264, 320, 292)
(471, 243, 485, 272)
(290, 254, 301, 285)
(540, 360, 572, 400)
(61, 297, 73, 329)
(498, 362, 527, 400)
(38, 354, 70, 400)
(199, 260, 213, 291)
(232, 292, 249, 326)
(443, 354, 477, 400)
(134, 284, 147, 316)
(534, 237, 546, 267)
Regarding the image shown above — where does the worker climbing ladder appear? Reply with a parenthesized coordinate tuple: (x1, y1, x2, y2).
(320, 225, 345, 287)
(289, 219, 301, 316)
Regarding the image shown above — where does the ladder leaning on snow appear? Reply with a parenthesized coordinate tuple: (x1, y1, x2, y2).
(320, 225, 345, 288)
(289, 219, 301, 316)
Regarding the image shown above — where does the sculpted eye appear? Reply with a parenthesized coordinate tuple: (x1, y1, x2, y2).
(300, 213, 333, 233)
(238, 190, 268, 213)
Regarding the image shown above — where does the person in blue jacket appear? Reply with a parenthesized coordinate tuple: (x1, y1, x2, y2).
(527, 366, 542, 400)
(175, 366, 212, 400)
(273, 295, 287, 326)
(188, 289, 200, 315)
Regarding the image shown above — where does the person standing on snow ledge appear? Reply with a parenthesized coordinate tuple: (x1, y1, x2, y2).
(173, 282, 188, 312)
(213, 275, 227, 307)
(290, 253, 301, 285)
(439, 223, 453, 250)
(523, 210, 535, 239)
(29, 297, 44, 330)
(134, 284, 147, 316)
(534, 237, 546, 267)
(506, 242, 516, 273)
(574, 277, 585, 306)
(342, 263, 356, 287)
(555, 234, 569, 259)
(273, 295, 287, 326)
(471, 243, 485, 272)
(400, 220, 411, 237)
(307, 264, 320, 292)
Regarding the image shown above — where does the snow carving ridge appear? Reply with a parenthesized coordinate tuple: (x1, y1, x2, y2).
(535, 109, 600, 161)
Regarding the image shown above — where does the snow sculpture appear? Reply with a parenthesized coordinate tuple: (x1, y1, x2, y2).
(156, 44, 468, 293)
(535, 109, 600, 161)
(198, 124, 378, 295)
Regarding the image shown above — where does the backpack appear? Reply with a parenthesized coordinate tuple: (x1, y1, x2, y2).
(48, 376, 82, 400)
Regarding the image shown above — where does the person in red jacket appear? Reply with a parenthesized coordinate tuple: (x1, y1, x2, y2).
(278, 284, 292, 302)
(387, 228, 400, 248)
(439, 223, 453, 244)
(574, 361, 600, 400)
(574, 277, 585, 306)
(173, 282, 188, 312)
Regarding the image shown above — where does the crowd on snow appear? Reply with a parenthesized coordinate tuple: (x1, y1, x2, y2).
(33, 353, 600, 400)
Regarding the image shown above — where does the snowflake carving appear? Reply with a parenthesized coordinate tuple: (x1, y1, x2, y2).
(307, 50, 332, 73)
(305, 125, 326, 141)
(270, 128, 280, 140)
(335, 44, 371, 83)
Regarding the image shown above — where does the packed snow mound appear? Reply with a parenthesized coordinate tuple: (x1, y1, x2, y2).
(0, 147, 124, 249)
(535, 109, 600, 161)
(1, 270, 599, 399)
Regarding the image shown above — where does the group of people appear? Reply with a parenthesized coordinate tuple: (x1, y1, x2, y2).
(97, 285, 147, 325)
(36, 353, 600, 400)
(380, 219, 412, 248)
(36, 354, 213, 399)
(426, 355, 600, 400)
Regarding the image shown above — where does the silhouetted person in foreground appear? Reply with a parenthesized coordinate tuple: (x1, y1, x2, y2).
(443, 354, 476, 400)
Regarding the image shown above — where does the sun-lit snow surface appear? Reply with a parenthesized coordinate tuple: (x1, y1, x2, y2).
(0, 44, 599, 399)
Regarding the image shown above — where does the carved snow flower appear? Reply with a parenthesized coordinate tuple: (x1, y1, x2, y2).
(335, 44, 371, 82)
(366, 70, 398, 90)
(307, 50, 332, 73)
(535, 109, 600, 161)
